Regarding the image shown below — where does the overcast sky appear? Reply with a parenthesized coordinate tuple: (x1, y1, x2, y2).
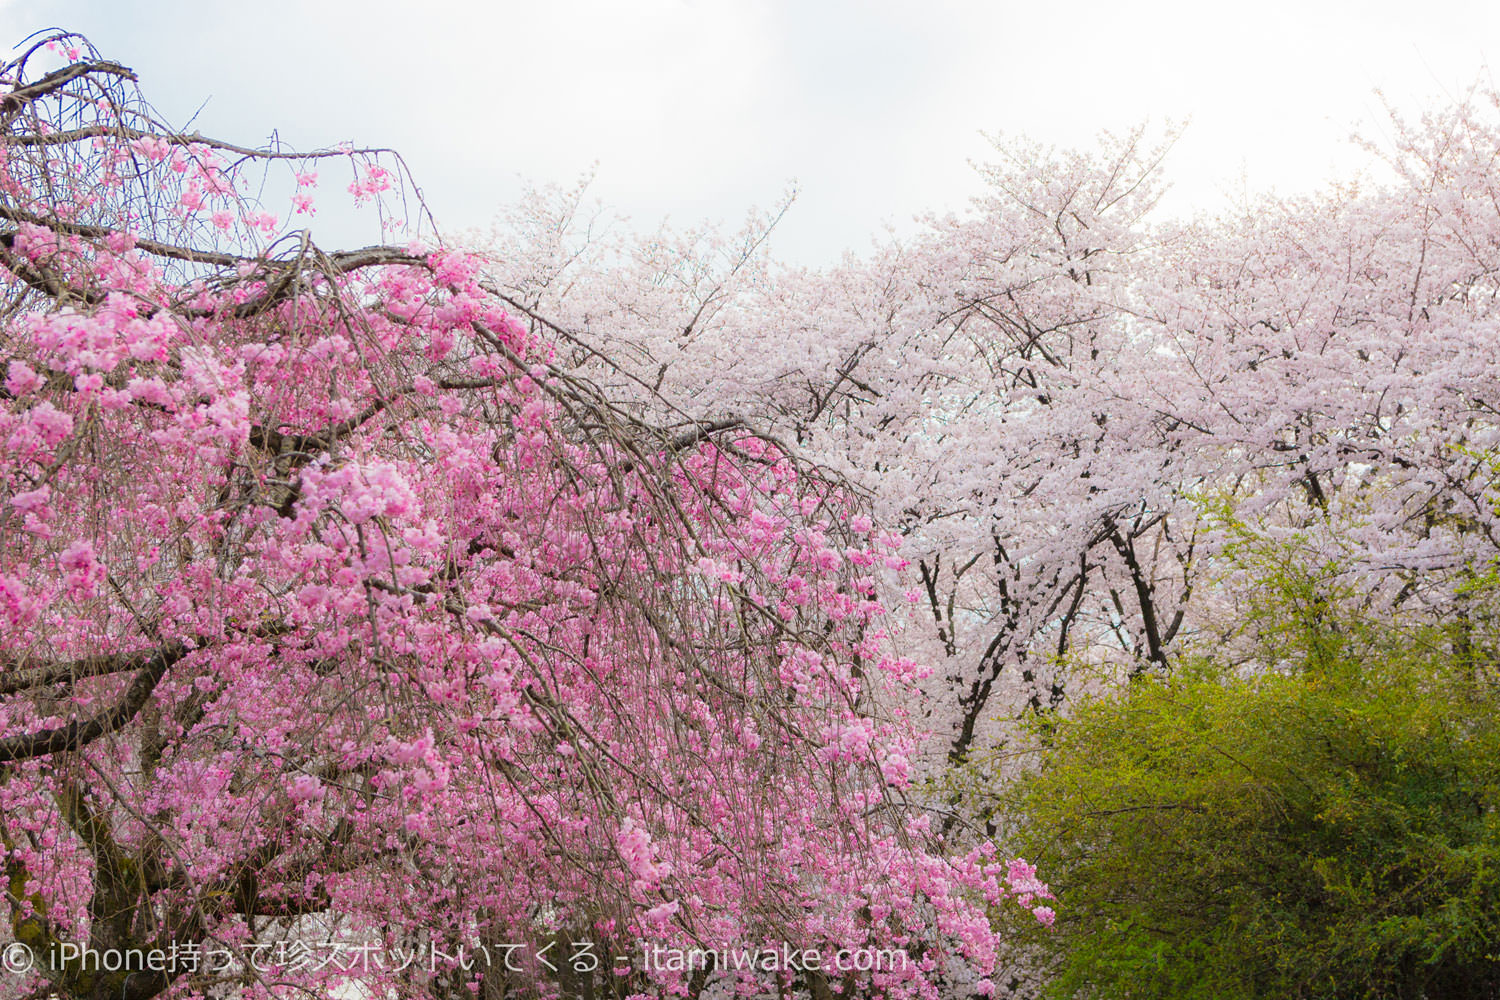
(3, 1, 1497, 263)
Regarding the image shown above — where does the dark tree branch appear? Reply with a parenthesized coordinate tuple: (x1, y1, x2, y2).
(0, 644, 183, 763)
(0, 60, 136, 115)
(0, 651, 143, 696)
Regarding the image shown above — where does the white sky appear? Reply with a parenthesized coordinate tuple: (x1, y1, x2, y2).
(3, 0, 1497, 263)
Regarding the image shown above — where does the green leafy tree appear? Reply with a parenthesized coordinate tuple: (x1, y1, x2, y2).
(998, 576, 1500, 999)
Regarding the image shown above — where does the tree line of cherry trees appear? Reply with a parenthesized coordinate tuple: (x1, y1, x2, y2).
(478, 96, 1500, 782)
(4, 28, 1500, 1000)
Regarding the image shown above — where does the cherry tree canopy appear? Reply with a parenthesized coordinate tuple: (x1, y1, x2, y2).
(0, 33, 1052, 1000)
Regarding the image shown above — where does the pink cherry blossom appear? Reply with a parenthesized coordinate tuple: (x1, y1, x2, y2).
(0, 36, 1042, 1000)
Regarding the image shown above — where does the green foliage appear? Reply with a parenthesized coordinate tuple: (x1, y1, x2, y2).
(1001, 585, 1500, 999)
